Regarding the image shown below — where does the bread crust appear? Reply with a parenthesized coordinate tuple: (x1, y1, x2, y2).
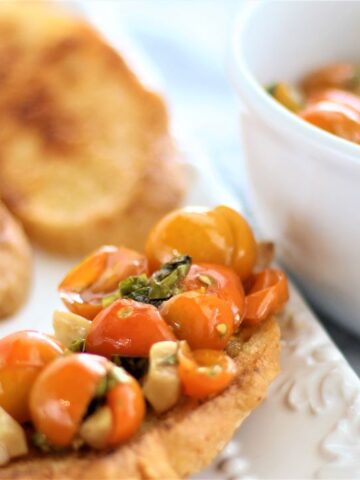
(0, 3, 185, 255)
(0, 202, 32, 318)
(0, 317, 280, 479)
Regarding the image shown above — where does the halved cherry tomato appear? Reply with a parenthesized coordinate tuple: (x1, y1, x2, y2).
(307, 88, 360, 115)
(299, 101, 360, 143)
(302, 62, 360, 95)
(244, 269, 289, 325)
(30, 354, 109, 447)
(183, 263, 245, 326)
(0, 330, 64, 423)
(59, 246, 148, 320)
(86, 299, 176, 357)
(30, 354, 145, 448)
(107, 373, 145, 446)
(160, 291, 234, 350)
(145, 205, 257, 280)
(178, 343, 236, 399)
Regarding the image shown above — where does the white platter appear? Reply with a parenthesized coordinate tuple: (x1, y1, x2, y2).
(1, 149, 360, 480)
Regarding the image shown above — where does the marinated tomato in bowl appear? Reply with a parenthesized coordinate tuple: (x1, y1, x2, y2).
(267, 62, 360, 144)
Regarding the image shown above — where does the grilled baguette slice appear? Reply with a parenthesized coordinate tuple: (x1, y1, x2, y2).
(0, 203, 31, 318)
(0, 3, 185, 255)
(0, 317, 280, 479)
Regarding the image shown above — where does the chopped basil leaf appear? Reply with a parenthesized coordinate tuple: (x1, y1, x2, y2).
(117, 255, 192, 307)
(94, 376, 108, 398)
(111, 355, 149, 380)
(159, 353, 178, 366)
(266, 83, 277, 96)
(32, 432, 59, 452)
(69, 338, 86, 353)
(102, 292, 120, 308)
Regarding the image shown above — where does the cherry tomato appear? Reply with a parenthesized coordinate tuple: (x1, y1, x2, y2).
(30, 354, 109, 447)
(244, 269, 289, 325)
(86, 298, 176, 357)
(178, 343, 236, 399)
(160, 291, 234, 350)
(30, 354, 145, 448)
(59, 246, 148, 320)
(302, 62, 360, 95)
(145, 205, 257, 280)
(0, 330, 64, 423)
(299, 101, 360, 143)
(107, 373, 145, 447)
(183, 263, 245, 326)
(307, 89, 360, 115)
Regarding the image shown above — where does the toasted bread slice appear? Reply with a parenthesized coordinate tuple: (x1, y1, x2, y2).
(0, 3, 184, 255)
(0, 203, 32, 318)
(0, 317, 280, 479)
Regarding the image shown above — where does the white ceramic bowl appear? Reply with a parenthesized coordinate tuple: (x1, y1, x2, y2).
(232, 0, 360, 334)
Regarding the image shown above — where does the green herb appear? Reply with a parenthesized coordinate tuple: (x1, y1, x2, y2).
(69, 338, 86, 353)
(111, 355, 149, 380)
(216, 323, 228, 338)
(266, 83, 277, 96)
(119, 274, 150, 302)
(117, 306, 133, 318)
(160, 353, 178, 366)
(117, 255, 192, 307)
(207, 365, 222, 377)
(94, 376, 108, 398)
(102, 292, 120, 308)
(32, 432, 56, 453)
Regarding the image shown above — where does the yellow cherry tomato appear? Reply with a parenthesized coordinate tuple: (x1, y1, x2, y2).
(145, 205, 257, 280)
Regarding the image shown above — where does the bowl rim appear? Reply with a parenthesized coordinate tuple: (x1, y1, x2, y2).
(230, 0, 360, 168)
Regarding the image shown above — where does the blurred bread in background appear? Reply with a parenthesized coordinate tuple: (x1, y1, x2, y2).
(0, 2, 186, 255)
(0, 202, 31, 318)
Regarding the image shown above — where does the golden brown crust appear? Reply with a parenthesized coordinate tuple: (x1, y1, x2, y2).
(0, 202, 32, 318)
(0, 317, 280, 479)
(0, 3, 185, 255)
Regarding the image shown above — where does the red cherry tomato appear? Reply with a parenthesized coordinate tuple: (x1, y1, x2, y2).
(107, 373, 145, 447)
(0, 330, 64, 423)
(244, 269, 289, 325)
(178, 343, 236, 399)
(183, 263, 245, 327)
(160, 291, 234, 350)
(302, 62, 359, 95)
(30, 354, 109, 447)
(299, 100, 360, 143)
(59, 246, 148, 320)
(307, 88, 360, 115)
(86, 298, 176, 357)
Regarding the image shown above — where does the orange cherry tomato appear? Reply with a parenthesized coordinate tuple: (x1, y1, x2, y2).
(183, 263, 245, 326)
(145, 205, 257, 280)
(307, 89, 360, 115)
(0, 330, 64, 423)
(86, 298, 176, 357)
(244, 269, 289, 325)
(299, 101, 360, 143)
(178, 343, 236, 399)
(106, 373, 145, 447)
(30, 353, 109, 447)
(59, 246, 148, 320)
(160, 291, 234, 350)
(302, 62, 360, 95)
